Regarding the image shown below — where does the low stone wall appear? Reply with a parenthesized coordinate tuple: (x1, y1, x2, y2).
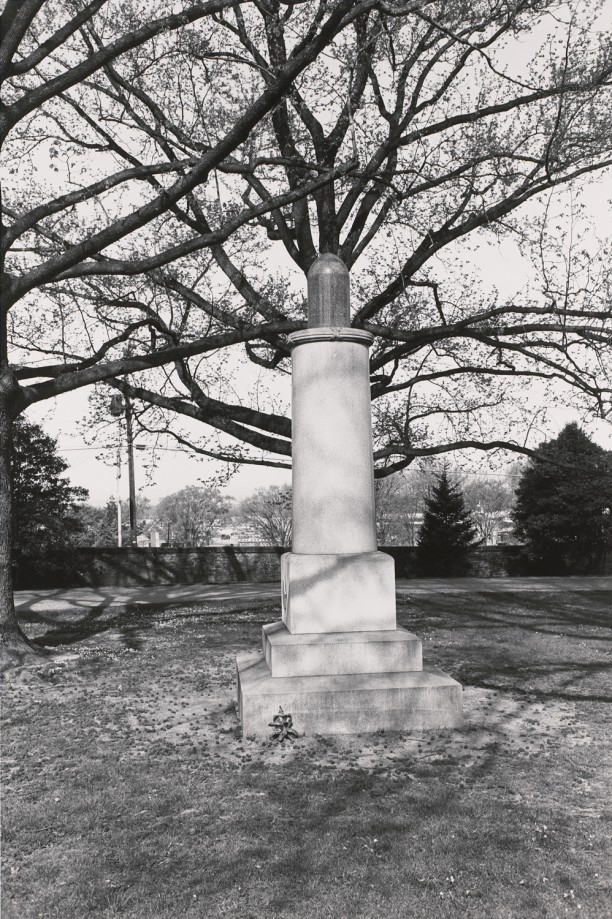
(382, 545, 526, 579)
(14, 543, 610, 590)
(14, 546, 287, 590)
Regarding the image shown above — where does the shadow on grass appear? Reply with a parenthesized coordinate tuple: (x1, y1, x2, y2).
(456, 660, 612, 704)
(398, 590, 612, 640)
(21, 602, 276, 652)
(23, 605, 152, 651)
(182, 740, 508, 916)
(399, 590, 612, 705)
(7, 592, 609, 919)
(20, 589, 612, 707)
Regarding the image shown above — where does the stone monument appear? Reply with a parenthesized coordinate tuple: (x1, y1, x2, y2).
(236, 254, 462, 736)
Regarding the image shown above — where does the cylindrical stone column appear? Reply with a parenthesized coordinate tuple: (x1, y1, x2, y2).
(290, 329, 376, 554)
(281, 254, 396, 632)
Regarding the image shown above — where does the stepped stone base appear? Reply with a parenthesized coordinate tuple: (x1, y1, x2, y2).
(236, 652, 462, 737)
(262, 621, 422, 677)
(281, 551, 396, 633)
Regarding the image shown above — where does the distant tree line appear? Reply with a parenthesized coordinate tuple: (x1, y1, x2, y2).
(11, 420, 611, 577)
(70, 484, 292, 549)
(375, 466, 517, 548)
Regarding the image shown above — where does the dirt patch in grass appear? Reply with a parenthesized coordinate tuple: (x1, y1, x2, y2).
(2, 590, 611, 919)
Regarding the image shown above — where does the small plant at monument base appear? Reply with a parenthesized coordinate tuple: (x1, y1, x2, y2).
(269, 707, 299, 742)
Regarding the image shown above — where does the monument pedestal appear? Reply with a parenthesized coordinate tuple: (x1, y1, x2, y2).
(235, 255, 462, 738)
(237, 555, 463, 738)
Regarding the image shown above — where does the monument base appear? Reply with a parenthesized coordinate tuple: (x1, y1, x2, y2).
(281, 550, 396, 633)
(236, 651, 462, 737)
(262, 622, 422, 677)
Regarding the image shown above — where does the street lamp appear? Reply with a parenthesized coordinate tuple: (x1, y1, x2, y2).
(110, 394, 137, 547)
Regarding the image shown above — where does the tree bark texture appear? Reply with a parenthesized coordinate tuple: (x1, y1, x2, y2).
(0, 366, 36, 664)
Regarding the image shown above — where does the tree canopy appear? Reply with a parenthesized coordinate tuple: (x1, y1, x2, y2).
(3, 1, 611, 453)
(513, 423, 612, 573)
(156, 486, 231, 547)
(2, 0, 612, 652)
(73, 498, 145, 547)
(239, 485, 292, 546)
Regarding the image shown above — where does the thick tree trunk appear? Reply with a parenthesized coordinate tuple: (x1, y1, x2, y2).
(0, 366, 38, 666)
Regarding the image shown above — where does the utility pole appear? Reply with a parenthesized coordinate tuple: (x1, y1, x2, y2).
(115, 439, 122, 548)
(125, 398, 137, 547)
(110, 393, 137, 546)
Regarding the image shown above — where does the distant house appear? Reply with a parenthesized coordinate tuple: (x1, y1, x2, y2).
(136, 525, 163, 548)
(491, 514, 519, 545)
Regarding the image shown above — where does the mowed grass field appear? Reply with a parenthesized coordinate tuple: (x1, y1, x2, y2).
(2, 588, 611, 919)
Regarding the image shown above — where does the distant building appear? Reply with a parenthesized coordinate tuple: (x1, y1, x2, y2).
(210, 522, 270, 546)
(136, 525, 163, 548)
(492, 514, 519, 545)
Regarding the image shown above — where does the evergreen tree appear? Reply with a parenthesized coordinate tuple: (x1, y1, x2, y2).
(417, 471, 478, 576)
(10, 418, 88, 586)
(513, 423, 612, 574)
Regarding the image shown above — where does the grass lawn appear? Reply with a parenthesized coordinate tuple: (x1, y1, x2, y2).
(2, 588, 611, 919)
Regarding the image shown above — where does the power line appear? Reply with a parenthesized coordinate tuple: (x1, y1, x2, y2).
(56, 444, 186, 453)
(55, 444, 525, 478)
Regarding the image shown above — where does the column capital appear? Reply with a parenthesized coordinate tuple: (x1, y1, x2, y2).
(288, 328, 373, 349)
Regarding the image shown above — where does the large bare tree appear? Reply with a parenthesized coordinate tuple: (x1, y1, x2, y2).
(2, 0, 611, 658)
(0, 0, 387, 657)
